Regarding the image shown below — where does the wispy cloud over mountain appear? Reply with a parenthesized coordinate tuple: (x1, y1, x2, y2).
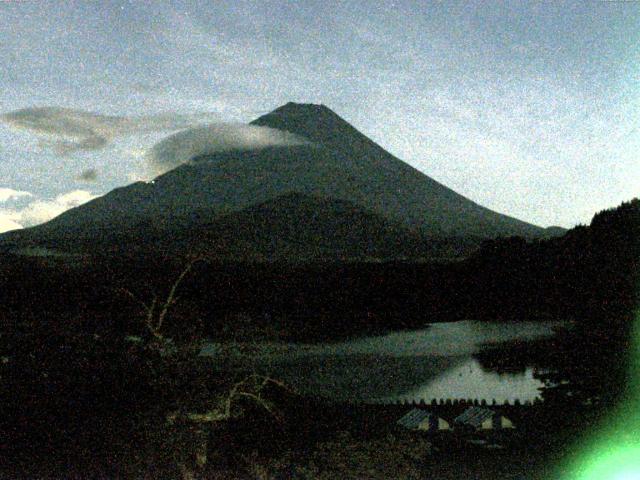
(146, 124, 309, 175)
(0, 107, 219, 155)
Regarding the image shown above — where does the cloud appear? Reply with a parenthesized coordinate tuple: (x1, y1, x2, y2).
(0, 215, 23, 233)
(0, 189, 98, 231)
(78, 168, 98, 182)
(0, 107, 218, 155)
(0, 188, 32, 203)
(20, 190, 97, 225)
(54, 190, 97, 206)
(146, 123, 309, 175)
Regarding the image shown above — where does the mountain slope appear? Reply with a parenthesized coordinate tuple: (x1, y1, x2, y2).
(0, 193, 444, 260)
(166, 192, 438, 260)
(251, 102, 546, 238)
(0, 102, 556, 258)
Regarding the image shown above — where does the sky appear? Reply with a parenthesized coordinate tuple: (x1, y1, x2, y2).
(0, 0, 638, 233)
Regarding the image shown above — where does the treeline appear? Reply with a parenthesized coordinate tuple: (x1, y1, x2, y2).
(0, 255, 463, 341)
(467, 198, 639, 416)
(462, 198, 639, 323)
(0, 199, 637, 476)
(0, 199, 637, 342)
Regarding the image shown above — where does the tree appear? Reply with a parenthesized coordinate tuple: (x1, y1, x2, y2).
(535, 199, 640, 425)
(120, 257, 289, 479)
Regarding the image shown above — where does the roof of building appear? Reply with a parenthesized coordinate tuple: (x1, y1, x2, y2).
(454, 407, 495, 427)
(397, 408, 434, 429)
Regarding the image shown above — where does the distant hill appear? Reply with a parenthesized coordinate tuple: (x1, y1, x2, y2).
(167, 192, 434, 260)
(0, 193, 480, 260)
(0, 102, 561, 260)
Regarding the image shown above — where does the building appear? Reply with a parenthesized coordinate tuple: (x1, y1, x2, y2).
(454, 407, 514, 431)
(396, 408, 451, 432)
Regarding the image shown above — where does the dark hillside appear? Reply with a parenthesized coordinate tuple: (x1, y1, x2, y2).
(0, 103, 555, 259)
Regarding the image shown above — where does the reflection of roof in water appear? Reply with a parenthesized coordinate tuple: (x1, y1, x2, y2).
(455, 407, 495, 427)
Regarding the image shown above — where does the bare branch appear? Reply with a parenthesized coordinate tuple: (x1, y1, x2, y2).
(157, 258, 203, 332)
(253, 374, 295, 394)
(224, 377, 245, 418)
(146, 295, 160, 335)
(186, 410, 228, 423)
(118, 287, 154, 318)
(236, 391, 281, 420)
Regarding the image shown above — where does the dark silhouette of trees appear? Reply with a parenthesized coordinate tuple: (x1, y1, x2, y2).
(533, 199, 639, 419)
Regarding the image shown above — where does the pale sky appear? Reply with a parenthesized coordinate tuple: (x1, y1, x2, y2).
(0, 0, 638, 232)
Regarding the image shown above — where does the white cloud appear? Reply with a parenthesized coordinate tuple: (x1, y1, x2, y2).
(0, 189, 98, 231)
(0, 214, 23, 233)
(147, 123, 309, 175)
(55, 190, 96, 206)
(0, 106, 219, 155)
(0, 187, 32, 203)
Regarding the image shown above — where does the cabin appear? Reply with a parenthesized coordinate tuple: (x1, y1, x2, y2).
(396, 408, 451, 433)
(454, 407, 514, 431)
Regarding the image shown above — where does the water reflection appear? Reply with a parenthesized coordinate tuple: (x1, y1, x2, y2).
(203, 320, 563, 402)
(389, 358, 543, 404)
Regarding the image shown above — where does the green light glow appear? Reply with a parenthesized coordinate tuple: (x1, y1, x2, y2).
(612, 470, 640, 480)
(564, 309, 640, 479)
(573, 444, 640, 480)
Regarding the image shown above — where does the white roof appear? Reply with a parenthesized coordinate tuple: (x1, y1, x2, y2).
(397, 408, 435, 429)
(454, 407, 495, 427)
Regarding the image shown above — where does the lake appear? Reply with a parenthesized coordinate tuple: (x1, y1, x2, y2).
(201, 320, 565, 403)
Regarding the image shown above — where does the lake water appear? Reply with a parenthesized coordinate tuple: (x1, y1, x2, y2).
(201, 320, 564, 403)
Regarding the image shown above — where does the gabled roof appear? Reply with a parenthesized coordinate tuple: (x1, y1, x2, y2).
(397, 408, 433, 429)
(454, 407, 495, 427)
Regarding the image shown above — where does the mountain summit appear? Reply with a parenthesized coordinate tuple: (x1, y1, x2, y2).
(0, 102, 557, 259)
(253, 102, 548, 238)
(251, 102, 369, 146)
